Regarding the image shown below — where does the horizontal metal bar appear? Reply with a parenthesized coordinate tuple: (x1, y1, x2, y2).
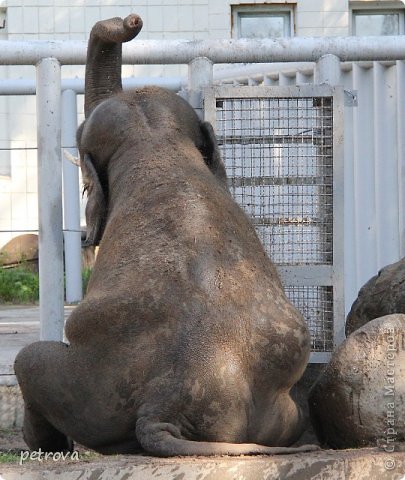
(277, 265, 333, 286)
(229, 176, 332, 188)
(309, 352, 332, 363)
(217, 135, 331, 145)
(0, 76, 185, 95)
(251, 217, 332, 227)
(1, 36, 405, 66)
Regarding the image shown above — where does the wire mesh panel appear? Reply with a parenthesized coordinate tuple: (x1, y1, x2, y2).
(284, 285, 334, 352)
(204, 86, 344, 361)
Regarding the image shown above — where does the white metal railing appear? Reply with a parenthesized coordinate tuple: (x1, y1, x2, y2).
(1, 35, 405, 64)
(0, 35, 404, 346)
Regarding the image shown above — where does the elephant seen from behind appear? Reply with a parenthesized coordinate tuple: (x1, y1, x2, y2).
(15, 14, 316, 457)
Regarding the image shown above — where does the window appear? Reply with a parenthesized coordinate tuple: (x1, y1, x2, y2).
(351, 2, 404, 35)
(232, 5, 294, 39)
(0, 9, 5, 29)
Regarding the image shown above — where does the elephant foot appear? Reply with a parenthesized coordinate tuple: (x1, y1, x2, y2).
(23, 406, 73, 453)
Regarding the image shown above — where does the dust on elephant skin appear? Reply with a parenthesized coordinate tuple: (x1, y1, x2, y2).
(14, 14, 315, 457)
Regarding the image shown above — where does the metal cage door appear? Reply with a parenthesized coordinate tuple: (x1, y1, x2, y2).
(204, 85, 344, 363)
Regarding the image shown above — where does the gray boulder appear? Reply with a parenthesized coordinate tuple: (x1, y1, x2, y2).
(346, 258, 405, 336)
(309, 314, 405, 449)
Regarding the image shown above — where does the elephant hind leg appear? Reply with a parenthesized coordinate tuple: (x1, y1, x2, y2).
(22, 406, 73, 453)
(14, 341, 73, 452)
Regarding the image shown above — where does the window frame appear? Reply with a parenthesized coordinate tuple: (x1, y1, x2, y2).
(231, 4, 295, 39)
(350, 1, 405, 35)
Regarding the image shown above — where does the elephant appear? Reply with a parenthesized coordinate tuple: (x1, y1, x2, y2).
(14, 14, 317, 457)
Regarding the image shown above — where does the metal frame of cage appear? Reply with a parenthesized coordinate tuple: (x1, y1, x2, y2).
(204, 85, 345, 363)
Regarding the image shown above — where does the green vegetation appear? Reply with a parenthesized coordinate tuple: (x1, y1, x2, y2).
(0, 451, 21, 463)
(81, 267, 92, 294)
(0, 450, 101, 464)
(0, 267, 39, 303)
(0, 267, 92, 304)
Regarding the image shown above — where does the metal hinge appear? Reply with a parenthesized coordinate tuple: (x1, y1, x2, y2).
(344, 89, 358, 107)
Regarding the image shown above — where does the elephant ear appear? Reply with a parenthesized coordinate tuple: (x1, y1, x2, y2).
(199, 121, 228, 190)
(81, 153, 107, 247)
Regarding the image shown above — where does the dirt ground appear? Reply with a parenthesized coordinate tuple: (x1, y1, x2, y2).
(0, 428, 99, 459)
(0, 429, 25, 453)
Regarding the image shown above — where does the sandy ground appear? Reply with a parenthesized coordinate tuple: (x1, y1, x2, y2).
(0, 429, 26, 453)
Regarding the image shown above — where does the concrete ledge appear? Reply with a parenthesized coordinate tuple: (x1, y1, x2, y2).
(1, 449, 405, 480)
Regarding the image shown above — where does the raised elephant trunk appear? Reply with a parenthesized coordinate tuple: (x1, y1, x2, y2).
(84, 14, 143, 118)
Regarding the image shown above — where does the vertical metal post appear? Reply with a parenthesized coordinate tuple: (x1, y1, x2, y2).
(36, 57, 64, 341)
(188, 57, 213, 119)
(315, 54, 341, 85)
(62, 89, 82, 304)
(263, 75, 275, 86)
(397, 61, 405, 258)
(332, 87, 346, 347)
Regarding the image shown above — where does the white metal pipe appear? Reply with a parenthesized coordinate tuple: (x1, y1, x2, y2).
(397, 61, 405, 258)
(62, 89, 82, 304)
(341, 67, 357, 313)
(296, 71, 313, 85)
(37, 57, 64, 341)
(247, 77, 259, 86)
(0, 76, 185, 95)
(1, 36, 405, 66)
(315, 54, 341, 85)
(278, 72, 294, 86)
(352, 64, 378, 291)
(373, 62, 400, 266)
(188, 57, 213, 119)
(263, 75, 274, 86)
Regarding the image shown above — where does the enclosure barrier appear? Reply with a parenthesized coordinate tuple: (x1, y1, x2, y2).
(1, 35, 404, 357)
(1, 36, 405, 64)
(217, 59, 405, 315)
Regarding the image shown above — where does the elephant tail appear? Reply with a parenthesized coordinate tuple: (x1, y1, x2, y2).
(135, 418, 319, 457)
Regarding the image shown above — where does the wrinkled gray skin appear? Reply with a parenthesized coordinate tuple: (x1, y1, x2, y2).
(346, 258, 405, 336)
(15, 15, 315, 457)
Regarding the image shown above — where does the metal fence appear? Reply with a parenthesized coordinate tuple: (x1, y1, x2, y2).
(217, 59, 405, 316)
(205, 85, 344, 361)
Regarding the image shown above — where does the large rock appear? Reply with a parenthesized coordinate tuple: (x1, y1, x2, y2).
(0, 234, 38, 271)
(309, 314, 405, 449)
(346, 258, 405, 336)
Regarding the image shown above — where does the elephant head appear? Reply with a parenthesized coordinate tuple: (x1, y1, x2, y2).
(73, 14, 227, 247)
